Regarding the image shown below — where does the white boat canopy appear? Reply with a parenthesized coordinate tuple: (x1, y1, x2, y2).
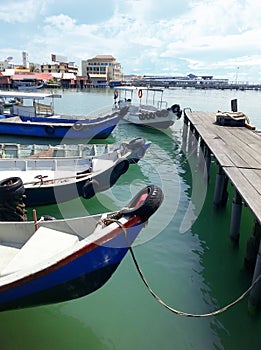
(0, 91, 62, 100)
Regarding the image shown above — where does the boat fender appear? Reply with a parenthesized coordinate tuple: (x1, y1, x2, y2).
(82, 179, 99, 199)
(139, 114, 145, 120)
(149, 112, 155, 119)
(45, 125, 55, 135)
(0, 177, 27, 222)
(38, 215, 56, 221)
(73, 122, 84, 132)
(138, 89, 143, 99)
(120, 184, 163, 221)
(114, 90, 119, 99)
(171, 104, 181, 114)
(110, 159, 129, 186)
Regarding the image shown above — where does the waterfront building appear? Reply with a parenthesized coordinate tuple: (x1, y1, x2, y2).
(41, 62, 78, 76)
(81, 55, 123, 87)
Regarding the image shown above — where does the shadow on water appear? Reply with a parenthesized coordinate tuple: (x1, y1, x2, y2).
(0, 306, 115, 350)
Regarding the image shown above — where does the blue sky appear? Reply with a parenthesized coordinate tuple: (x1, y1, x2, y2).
(0, 0, 261, 82)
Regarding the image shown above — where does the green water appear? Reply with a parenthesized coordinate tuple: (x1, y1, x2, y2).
(0, 88, 261, 349)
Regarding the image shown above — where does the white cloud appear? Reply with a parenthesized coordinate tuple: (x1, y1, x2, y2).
(1, 0, 261, 81)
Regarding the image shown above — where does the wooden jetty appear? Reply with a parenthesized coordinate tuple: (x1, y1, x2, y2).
(183, 108, 261, 311)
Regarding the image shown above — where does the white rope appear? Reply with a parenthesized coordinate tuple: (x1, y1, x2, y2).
(103, 217, 261, 317)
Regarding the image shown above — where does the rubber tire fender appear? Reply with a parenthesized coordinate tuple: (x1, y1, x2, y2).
(110, 159, 129, 186)
(82, 179, 99, 199)
(73, 122, 84, 132)
(45, 125, 55, 135)
(120, 184, 163, 221)
(171, 104, 180, 114)
(0, 177, 25, 199)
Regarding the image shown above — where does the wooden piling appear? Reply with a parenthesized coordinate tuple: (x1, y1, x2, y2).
(229, 190, 242, 244)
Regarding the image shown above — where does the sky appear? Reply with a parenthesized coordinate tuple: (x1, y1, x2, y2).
(0, 0, 261, 82)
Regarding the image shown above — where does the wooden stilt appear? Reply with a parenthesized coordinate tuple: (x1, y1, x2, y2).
(229, 190, 242, 244)
(245, 221, 261, 272)
(213, 166, 226, 208)
(248, 236, 261, 313)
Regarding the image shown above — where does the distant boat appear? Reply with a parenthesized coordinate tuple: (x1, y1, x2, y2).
(0, 183, 163, 312)
(14, 79, 44, 91)
(113, 87, 182, 129)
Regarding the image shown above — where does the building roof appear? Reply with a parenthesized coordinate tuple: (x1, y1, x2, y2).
(12, 72, 53, 81)
(93, 55, 115, 60)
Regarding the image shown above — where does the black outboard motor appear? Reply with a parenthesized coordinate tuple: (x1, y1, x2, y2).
(0, 177, 27, 221)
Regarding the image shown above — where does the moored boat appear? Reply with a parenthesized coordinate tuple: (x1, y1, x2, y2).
(0, 184, 163, 312)
(0, 137, 151, 164)
(0, 153, 130, 206)
(113, 87, 182, 129)
(0, 91, 127, 139)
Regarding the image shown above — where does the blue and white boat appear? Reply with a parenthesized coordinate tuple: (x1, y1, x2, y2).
(0, 91, 124, 140)
(0, 184, 163, 312)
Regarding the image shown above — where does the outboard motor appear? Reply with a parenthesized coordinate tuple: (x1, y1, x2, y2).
(0, 177, 27, 221)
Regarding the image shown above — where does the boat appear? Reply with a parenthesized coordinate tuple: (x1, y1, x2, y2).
(14, 79, 44, 90)
(0, 183, 163, 312)
(0, 151, 131, 206)
(113, 87, 182, 129)
(0, 91, 125, 139)
(0, 137, 151, 164)
(0, 113, 121, 139)
(0, 97, 23, 111)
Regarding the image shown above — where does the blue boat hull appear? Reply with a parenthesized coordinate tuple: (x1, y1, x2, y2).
(0, 223, 141, 312)
(0, 114, 119, 139)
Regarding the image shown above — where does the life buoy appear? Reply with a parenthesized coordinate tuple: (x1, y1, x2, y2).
(138, 89, 143, 98)
(114, 90, 119, 99)
(120, 185, 163, 221)
(45, 125, 55, 135)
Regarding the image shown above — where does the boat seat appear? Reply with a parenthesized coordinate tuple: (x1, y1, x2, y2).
(1, 227, 79, 276)
(0, 244, 20, 274)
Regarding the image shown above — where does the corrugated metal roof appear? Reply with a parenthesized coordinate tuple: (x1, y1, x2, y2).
(12, 73, 53, 81)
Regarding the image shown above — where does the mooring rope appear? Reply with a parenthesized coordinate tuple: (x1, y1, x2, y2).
(101, 217, 261, 317)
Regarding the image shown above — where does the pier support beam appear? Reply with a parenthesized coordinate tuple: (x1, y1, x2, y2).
(204, 147, 211, 182)
(182, 115, 189, 152)
(244, 221, 261, 272)
(248, 229, 261, 313)
(213, 166, 228, 208)
(229, 190, 242, 244)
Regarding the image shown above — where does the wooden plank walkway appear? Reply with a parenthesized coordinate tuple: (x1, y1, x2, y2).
(184, 110, 261, 224)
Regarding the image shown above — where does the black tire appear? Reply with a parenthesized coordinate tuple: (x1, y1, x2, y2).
(82, 179, 99, 199)
(127, 137, 144, 149)
(110, 160, 129, 186)
(45, 125, 55, 135)
(171, 104, 181, 114)
(120, 184, 163, 221)
(73, 122, 84, 131)
(0, 177, 25, 199)
(39, 215, 56, 221)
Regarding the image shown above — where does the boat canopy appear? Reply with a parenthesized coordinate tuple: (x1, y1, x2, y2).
(0, 91, 62, 100)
